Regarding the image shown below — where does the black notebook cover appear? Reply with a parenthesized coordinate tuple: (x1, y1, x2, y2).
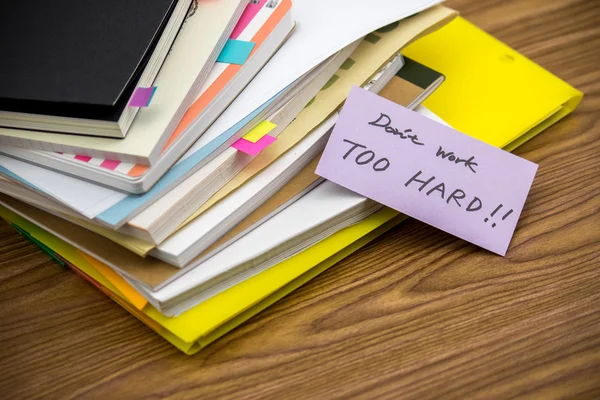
(395, 56, 444, 90)
(0, 0, 178, 122)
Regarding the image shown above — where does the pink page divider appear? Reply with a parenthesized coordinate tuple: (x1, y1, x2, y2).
(230, 0, 266, 39)
(231, 135, 277, 155)
(128, 86, 157, 107)
(99, 159, 120, 170)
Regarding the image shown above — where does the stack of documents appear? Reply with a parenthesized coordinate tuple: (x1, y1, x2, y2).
(0, 0, 582, 355)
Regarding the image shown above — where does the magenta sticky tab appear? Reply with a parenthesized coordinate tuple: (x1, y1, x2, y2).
(128, 86, 157, 107)
(316, 87, 538, 256)
(232, 135, 277, 155)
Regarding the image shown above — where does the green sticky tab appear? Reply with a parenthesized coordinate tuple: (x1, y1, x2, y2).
(11, 223, 65, 267)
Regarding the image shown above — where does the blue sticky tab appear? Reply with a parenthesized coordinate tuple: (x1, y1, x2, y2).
(147, 86, 158, 105)
(216, 39, 255, 65)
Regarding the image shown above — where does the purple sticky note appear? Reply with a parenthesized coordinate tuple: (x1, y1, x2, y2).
(316, 86, 538, 256)
(232, 134, 277, 155)
(128, 86, 157, 107)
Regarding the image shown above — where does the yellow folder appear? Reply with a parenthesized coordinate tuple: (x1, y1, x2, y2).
(402, 17, 582, 151)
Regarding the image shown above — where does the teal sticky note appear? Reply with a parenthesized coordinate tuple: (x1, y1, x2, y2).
(217, 39, 255, 65)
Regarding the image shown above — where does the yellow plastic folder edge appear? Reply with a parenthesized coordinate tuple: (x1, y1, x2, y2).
(0, 205, 404, 354)
(402, 17, 582, 151)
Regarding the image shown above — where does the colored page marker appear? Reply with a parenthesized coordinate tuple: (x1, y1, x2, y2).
(129, 86, 157, 107)
(230, 0, 266, 39)
(217, 39, 256, 65)
(241, 120, 277, 143)
(232, 135, 276, 155)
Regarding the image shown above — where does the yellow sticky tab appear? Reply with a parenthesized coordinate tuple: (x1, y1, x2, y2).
(241, 121, 277, 143)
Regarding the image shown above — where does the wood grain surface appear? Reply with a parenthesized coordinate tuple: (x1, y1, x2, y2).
(1, 0, 599, 398)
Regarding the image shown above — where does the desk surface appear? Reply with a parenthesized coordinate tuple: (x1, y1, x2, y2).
(1, 0, 599, 398)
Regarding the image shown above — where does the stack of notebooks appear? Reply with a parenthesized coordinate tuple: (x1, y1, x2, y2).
(0, 1, 582, 355)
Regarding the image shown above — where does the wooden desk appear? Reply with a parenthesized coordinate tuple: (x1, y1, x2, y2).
(1, 0, 599, 398)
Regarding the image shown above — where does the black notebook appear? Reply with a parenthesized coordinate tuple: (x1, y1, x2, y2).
(0, 0, 185, 137)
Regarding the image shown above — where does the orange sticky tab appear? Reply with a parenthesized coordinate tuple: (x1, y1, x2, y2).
(128, 164, 149, 177)
(163, 65, 242, 152)
(158, 0, 292, 154)
(80, 252, 148, 310)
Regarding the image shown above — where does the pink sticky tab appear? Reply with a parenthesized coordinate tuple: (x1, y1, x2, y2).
(74, 155, 92, 162)
(316, 87, 538, 256)
(128, 86, 157, 107)
(230, 0, 266, 39)
(100, 159, 120, 170)
(232, 135, 276, 155)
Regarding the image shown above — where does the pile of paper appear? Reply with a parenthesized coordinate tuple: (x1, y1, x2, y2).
(0, 1, 581, 354)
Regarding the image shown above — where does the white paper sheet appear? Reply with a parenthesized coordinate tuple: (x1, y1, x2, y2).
(0, 155, 127, 219)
